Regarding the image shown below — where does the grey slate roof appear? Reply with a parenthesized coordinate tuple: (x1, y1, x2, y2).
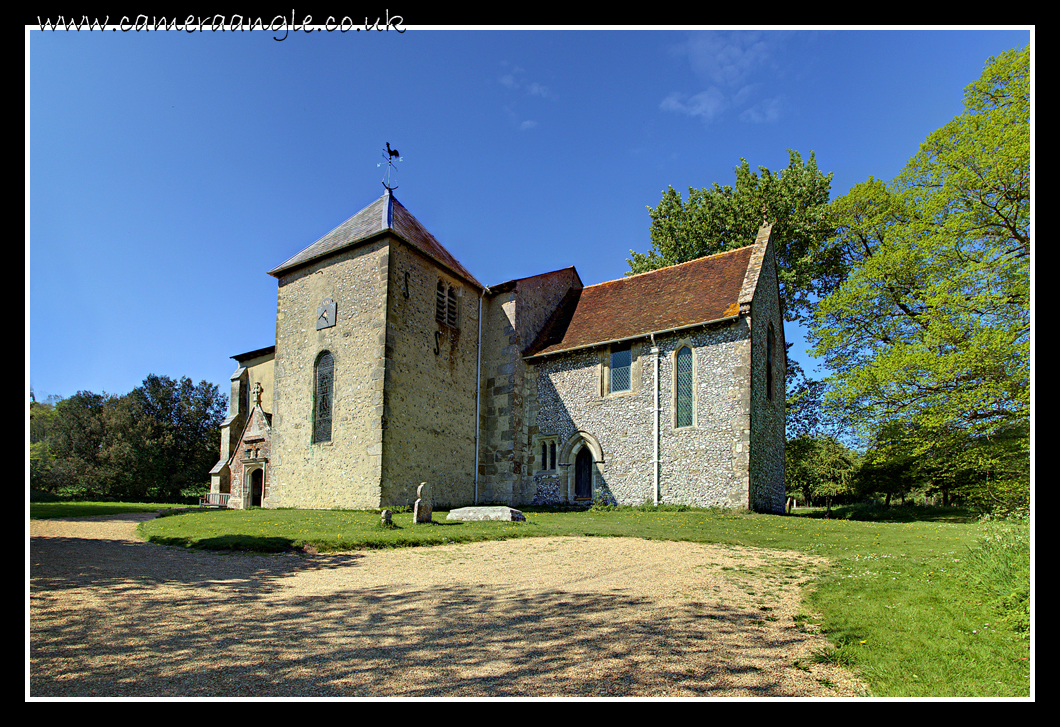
(267, 190, 485, 289)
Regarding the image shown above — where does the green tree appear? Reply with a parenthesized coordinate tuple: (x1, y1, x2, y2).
(810, 436, 859, 517)
(44, 391, 113, 497)
(784, 434, 818, 506)
(811, 46, 1029, 458)
(915, 423, 1029, 512)
(628, 149, 834, 321)
(785, 346, 832, 441)
(784, 434, 859, 516)
(854, 422, 919, 506)
(29, 393, 59, 491)
(130, 374, 227, 501)
(30, 375, 227, 501)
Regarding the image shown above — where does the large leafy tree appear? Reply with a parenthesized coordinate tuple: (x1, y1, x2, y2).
(811, 46, 1029, 457)
(628, 149, 835, 321)
(29, 392, 60, 490)
(784, 345, 834, 441)
(812, 436, 859, 517)
(31, 375, 227, 501)
(784, 434, 859, 516)
(131, 374, 228, 500)
(40, 390, 123, 498)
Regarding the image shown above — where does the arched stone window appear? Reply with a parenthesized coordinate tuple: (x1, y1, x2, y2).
(314, 351, 334, 443)
(536, 436, 558, 473)
(675, 346, 694, 428)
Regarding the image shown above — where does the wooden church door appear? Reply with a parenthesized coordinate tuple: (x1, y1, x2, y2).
(575, 448, 593, 501)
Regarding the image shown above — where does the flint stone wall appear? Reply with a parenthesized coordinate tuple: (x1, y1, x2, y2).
(525, 320, 752, 508)
(746, 240, 786, 514)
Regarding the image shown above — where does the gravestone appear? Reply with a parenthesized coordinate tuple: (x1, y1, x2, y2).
(413, 482, 433, 524)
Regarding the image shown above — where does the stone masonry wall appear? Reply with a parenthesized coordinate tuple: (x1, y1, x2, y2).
(268, 239, 390, 509)
(748, 242, 786, 513)
(380, 240, 480, 509)
(525, 319, 752, 508)
(477, 269, 579, 505)
(477, 290, 520, 504)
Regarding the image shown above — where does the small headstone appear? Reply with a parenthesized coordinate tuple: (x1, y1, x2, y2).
(381, 509, 393, 527)
(446, 506, 526, 522)
(413, 482, 433, 524)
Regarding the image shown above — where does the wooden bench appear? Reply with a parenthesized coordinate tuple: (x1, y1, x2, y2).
(199, 492, 231, 508)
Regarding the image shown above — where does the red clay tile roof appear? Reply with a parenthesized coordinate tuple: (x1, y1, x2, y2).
(268, 191, 484, 289)
(526, 245, 755, 357)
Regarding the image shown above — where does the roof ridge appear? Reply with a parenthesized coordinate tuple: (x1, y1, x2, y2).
(586, 244, 753, 290)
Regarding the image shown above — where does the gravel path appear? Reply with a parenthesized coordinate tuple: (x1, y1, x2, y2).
(29, 513, 869, 698)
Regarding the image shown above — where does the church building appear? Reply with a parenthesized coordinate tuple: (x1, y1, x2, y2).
(209, 189, 786, 513)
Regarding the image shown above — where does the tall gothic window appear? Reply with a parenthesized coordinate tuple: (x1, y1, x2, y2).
(675, 346, 694, 428)
(537, 437, 558, 472)
(314, 351, 334, 443)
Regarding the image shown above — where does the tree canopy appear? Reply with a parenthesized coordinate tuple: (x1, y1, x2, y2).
(30, 375, 227, 501)
(628, 149, 834, 321)
(785, 434, 859, 515)
(810, 46, 1030, 458)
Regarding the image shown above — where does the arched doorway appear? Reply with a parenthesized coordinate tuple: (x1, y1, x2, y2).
(249, 468, 264, 508)
(575, 448, 593, 501)
(560, 431, 603, 504)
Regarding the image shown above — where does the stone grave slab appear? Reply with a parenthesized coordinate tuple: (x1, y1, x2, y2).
(446, 506, 526, 522)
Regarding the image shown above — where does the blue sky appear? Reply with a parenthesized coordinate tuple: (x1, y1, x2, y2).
(28, 26, 1032, 405)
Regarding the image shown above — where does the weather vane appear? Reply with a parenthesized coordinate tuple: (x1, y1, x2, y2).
(379, 142, 401, 191)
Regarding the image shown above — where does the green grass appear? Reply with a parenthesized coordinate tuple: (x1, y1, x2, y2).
(140, 507, 542, 552)
(799, 515, 1030, 698)
(29, 500, 181, 519)
(34, 498, 1031, 698)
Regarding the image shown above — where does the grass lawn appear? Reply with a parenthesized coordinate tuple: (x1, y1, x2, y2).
(32, 499, 1031, 698)
(28, 500, 180, 519)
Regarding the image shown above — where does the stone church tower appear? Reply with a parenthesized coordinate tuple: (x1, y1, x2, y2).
(263, 189, 485, 510)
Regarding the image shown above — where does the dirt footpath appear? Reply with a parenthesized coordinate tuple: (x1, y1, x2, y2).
(29, 513, 869, 698)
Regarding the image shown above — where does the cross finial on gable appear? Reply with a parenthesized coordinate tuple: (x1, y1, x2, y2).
(761, 203, 769, 225)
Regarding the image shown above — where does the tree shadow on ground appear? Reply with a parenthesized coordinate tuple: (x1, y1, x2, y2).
(30, 519, 849, 698)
